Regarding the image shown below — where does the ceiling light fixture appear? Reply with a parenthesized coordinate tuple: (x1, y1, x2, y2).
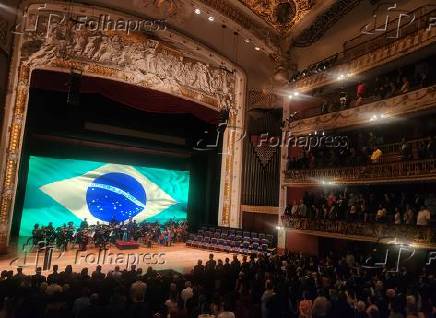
(254, 46, 260, 51)
(244, 39, 250, 43)
(194, 8, 201, 15)
(208, 16, 215, 22)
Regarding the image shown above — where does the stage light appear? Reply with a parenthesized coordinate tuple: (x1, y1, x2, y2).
(293, 91, 299, 96)
(337, 74, 345, 80)
(369, 113, 388, 122)
(208, 16, 215, 22)
(254, 46, 260, 51)
(194, 8, 201, 14)
(320, 180, 335, 186)
(288, 95, 293, 99)
(244, 39, 251, 43)
(275, 226, 283, 231)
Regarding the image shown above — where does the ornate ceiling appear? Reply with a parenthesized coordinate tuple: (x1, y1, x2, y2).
(237, 0, 313, 34)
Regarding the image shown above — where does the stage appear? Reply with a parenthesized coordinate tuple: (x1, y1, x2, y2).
(0, 243, 235, 275)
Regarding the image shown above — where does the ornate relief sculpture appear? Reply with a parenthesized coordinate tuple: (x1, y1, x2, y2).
(21, 16, 236, 110)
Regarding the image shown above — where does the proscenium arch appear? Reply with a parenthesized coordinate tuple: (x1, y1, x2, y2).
(0, 1, 246, 252)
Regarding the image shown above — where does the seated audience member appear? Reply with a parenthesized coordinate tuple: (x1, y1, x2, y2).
(400, 76, 410, 94)
(284, 203, 292, 216)
(427, 136, 436, 158)
(404, 206, 415, 225)
(394, 208, 402, 225)
(298, 199, 307, 218)
(417, 141, 428, 159)
(370, 146, 383, 163)
(375, 205, 387, 223)
(356, 81, 367, 98)
(355, 81, 367, 106)
(416, 205, 431, 226)
(400, 138, 413, 160)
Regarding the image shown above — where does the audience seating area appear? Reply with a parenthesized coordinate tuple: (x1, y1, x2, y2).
(186, 226, 275, 255)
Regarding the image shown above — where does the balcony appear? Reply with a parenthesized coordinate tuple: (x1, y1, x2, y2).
(282, 216, 435, 247)
(286, 84, 436, 135)
(289, 6, 436, 93)
(284, 158, 436, 186)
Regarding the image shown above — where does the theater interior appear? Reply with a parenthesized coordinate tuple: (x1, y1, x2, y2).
(0, 0, 435, 317)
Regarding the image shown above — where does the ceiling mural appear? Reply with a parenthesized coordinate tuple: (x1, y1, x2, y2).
(238, 0, 313, 34)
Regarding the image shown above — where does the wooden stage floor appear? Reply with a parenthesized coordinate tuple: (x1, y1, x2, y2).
(0, 243, 235, 275)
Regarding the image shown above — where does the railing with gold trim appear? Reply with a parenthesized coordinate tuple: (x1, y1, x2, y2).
(282, 216, 435, 245)
(289, 7, 436, 93)
(284, 158, 436, 185)
(286, 85, 436, 135)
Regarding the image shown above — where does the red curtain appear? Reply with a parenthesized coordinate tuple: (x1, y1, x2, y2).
(30, 70, 219, 124)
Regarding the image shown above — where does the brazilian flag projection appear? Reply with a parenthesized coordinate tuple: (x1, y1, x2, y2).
(19, 156, 190, 237)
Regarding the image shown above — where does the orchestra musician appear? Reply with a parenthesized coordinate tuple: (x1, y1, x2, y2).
(28, 220, 188, 251)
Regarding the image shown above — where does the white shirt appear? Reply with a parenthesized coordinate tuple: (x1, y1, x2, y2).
(417, 209, 430, 225)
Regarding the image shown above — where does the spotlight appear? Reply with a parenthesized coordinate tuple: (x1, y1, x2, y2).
(194, 8, 201, 14)
(208, 16, 215, 22)
(244, 39, 251, 43)
(254, 46, 260, 51)
(288, 95, 293, 99)
(293, 92, 299, 96)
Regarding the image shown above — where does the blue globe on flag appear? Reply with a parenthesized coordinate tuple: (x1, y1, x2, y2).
(86, 172, 147, 222)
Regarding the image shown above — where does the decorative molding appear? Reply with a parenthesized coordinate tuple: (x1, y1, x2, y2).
(238, 0, 312, 35)
(287, 85, 436, 135)
(198, 0, 282, 47)
(293, 0, 361, 47)
(248, 89, 284, 109)
(284, 158, 436, 186)
(0, 2, 246, 251)
(282, 217, 435, 247)
(241, 205, 279, 215)
(290, 25, 436, 92)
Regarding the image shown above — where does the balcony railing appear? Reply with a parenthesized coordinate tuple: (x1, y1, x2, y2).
(288, 5, 436, 93)
(286, 85, 436, 135)
(284, 158, 436, 185)
(343, 6, 436, 62)
(282, 216, 435, 245)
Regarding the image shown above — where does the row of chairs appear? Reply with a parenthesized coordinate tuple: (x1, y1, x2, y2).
(198, 226, 274, 245)
(186, 235, 272, 256)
